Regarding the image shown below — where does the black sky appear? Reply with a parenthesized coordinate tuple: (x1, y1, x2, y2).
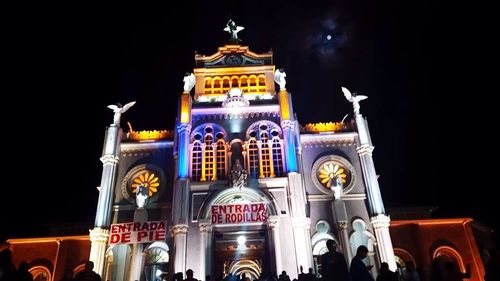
(3, 1, 495, 242)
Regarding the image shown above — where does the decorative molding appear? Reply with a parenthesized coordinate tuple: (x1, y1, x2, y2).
(280, 120, 295, 130)
(113, 202, 171, 211)
(172, 224, 189, 236)
(310, 155, 357, 196)
(336, 221, 348, 230)
(371, 214, 391, 229)
(100, 155, 119, 165)
(300, 122, 353, 133)
(307, 193, 366, 201)
(176, 123, 192, 134)
(121, 141, 173, 153)
(126, 130, 174, 142)
(267, 216, 280, 229)
(356, 144, 374, 156)
(300, 133, 357, 147)
(89, 228, 110, 243)
(199, 221, 213, 233)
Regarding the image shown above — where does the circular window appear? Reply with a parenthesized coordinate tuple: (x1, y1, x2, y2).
(311, 155, 355, 195)
(122, 164, 165, 204)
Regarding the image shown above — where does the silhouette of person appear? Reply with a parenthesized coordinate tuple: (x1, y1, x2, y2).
(74, 261, 101, 281)
(278, 271, 290, 281)
(0, 248, 16, 281)
(350, 245, 374, 281)
(305, 268, 316, 281)
(404, 263, 420, 281)
(485, 247, 500, 281)
(376, 262, 398, 281)
(185, 269, 199, 281)
(298, 266, 306, 281)
(321, 239, 350, 281)
(15, 262, 33, 281)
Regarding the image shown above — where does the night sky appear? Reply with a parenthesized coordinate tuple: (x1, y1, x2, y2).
(3, 1, 494, 242)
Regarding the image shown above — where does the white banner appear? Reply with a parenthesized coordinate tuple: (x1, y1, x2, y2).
(211, 202, 267, 224)
(109, 221, 166, 245)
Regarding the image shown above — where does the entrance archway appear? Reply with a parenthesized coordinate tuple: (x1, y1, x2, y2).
(198, 187, 280, 280)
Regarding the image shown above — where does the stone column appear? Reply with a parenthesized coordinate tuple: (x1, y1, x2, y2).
(199, 220, 213, 281)
(89, 227, 110, 276)
(267, 216, 282, 275)
(128, 243, 144, 281)
(291, 217, 313, 272)
(355, 113, 396, 271)
(336, 221, 352, 266)
(371, 214, 396, 271)
(172, 224, 189, 276)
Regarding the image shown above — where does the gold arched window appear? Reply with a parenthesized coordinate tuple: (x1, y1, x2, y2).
(191, 141, 202, 181)
(204, 134, 215, 181)
(216, 139, 227, 179)
(247, 138, 259, 178)
(272, 138, 284, 177)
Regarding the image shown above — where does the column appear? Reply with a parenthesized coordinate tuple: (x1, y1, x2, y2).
(128, 243, 144, 281)
(332, 200, 352, 265)
(291, 217, 313, 272)
(91, 124, 121, 276)
(172, 224, 189, 276)
(199, 220, 213, 280)
(371, 215, 397, 271)
(336, 221, 352, 266)
(89, 228, 110, 276)
(267, 216, 282, 275)
(355, 113, 396, 271)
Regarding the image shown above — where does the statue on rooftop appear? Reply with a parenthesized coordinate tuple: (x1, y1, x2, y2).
(224, 19, 244, 44)
(341, 87, 367, 116)
(107, 101, 136, 126)
(274, 68, 287, 91)
(183, 72, 195, 93)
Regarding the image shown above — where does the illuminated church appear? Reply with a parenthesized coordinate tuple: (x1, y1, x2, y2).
(5, 26, 486, 281)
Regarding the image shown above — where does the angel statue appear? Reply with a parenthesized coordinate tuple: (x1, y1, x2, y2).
(341, 87, 367, 116)
(224, 19, 244, 43)
(332, 175, 343, 201)
(183, 72, 195, 93)
(274, 68, 286, 91)
(107, 101, 136, 126)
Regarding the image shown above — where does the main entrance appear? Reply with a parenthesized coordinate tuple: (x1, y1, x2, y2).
(213, 228, 270, 280)
(199, 187, 280, 281)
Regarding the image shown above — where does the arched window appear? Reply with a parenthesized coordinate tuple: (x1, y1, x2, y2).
(433, 246, 466, 272)
(144, 243, 169, 281)
(191, 141, 202, 181)
(216, 138, 227, 179)
(204, 134, 215, 181)
(245, 121, 284, 179)
(272, 138, 284, 176)
(191, 124, 227, 182)
(204, 77, 213, 94)
(259, 130, 272, 177)
(29, 266, 51, 281)
(247, 138, 259, 178)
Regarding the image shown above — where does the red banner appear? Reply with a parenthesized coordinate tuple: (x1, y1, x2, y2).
(211, 203, 267, 224)
(109, 221, 166, 245)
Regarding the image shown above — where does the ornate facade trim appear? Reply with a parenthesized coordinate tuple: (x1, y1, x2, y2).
(121, 141, 173, 154)
(356, 144, 375, 156)
(267, 216, 280, 229)
(89, 228, 110, 243)
(176, 123, 192, 134)
(171, 224, 189, 236)
(300, 133, 357, 147)
(371, 214, 391, 229)
(100, 155, 119, 165)
(336, 220, 348, 230)
(307, 193, 366, 201)
(199, 221, 213, 233)
(280, 120, 295, 130)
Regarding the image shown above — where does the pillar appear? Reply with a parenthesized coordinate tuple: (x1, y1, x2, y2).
(291, 217, 313, 272)
(89, 228, 110, 276)
(267, 216, 283, 275)
(199, 220, 213, 280)
(172, 224, 189, 276)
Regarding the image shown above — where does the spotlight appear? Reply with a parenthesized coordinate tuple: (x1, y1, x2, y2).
(237, 235, 246, 245)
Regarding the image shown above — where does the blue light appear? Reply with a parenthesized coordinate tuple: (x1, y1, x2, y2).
(286, 133, 297, 172)
(178, 133, 189, 178)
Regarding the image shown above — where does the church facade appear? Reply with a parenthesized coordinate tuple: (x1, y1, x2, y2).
(4, 41, 486, 281)
(85, 43, 396, 281)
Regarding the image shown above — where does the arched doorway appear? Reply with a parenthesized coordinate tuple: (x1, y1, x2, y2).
(198, 187, 279, 280)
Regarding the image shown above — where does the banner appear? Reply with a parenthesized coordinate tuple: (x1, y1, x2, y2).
(109, 220, 166, 245)
(211, 202, 267, 224)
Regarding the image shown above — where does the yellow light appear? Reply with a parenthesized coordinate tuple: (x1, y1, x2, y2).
(279, 91, 290, 120)
(180, 94, 191, 123)
(131, 171, 160, 197)
(128, 130, 173, 141)
(302, 122, 346, 133)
